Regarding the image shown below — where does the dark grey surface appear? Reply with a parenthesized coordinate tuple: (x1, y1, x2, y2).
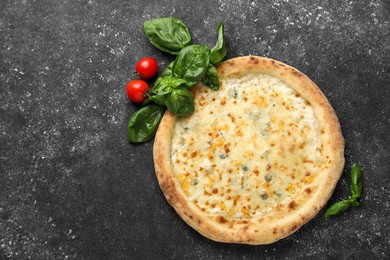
(1, 0, 389, 259)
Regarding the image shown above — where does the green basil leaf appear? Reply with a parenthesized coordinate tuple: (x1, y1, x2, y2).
(152, 77, 170, 95)
(143, 94, 167, 106)
(324, 199, 352, 220)
(350, 163, 363, 201)
(144, 17, 191, 55)
(202, 64, 219, 90)
(172, 44, 210, 86)
(128, 104, 165, 143)
(210, 21, 227, 64)
(162, 61, 174, 77)
(152, 76, 189, 95)
(165, 87, 194, 116)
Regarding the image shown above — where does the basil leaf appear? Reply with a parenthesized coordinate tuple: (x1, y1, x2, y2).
(143, 94, 167, 106)
(162, 61, 174, 77)
(152, 76, 189, 95)
(202, 64, 219, 90)
(144, 17, 191, 55)
(350, 163, 362, 201)
(165, 87, 194, 116)
(210, 21, 227, 64)
(324, 200, 352, 220)
(128, 104, 165, 143)
(172, 44, 210, 86)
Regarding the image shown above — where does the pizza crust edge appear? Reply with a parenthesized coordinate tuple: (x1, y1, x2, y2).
(153, 56, 345, 245)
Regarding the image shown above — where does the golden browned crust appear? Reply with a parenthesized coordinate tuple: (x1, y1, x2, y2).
(153, 56, 345, 245)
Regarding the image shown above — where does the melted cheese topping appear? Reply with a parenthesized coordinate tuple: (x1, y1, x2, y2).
(171, 73, 324, 220)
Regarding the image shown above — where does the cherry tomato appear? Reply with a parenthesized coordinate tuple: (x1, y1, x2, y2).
(135, 57, 158, 79)
(126, 79, 149, 103)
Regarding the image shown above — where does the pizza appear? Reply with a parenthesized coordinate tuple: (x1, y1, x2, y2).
(153, 56, 345, 245)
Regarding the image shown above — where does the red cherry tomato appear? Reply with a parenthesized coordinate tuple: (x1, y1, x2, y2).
(135, 57, 158, 79)
(126, 79, 149, 103)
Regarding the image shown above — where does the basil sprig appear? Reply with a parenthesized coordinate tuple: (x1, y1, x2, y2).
(324, 163, 363, 220)
(128, 18, 227, 143)
(350, 163, 363, 202)
(172, 44, 211, 85)
(210, 21, 227, 64)
(144, 17, 191, 55)
(152, 76, 189, 95)
(146, 44, 210, 117)
(166, 88, 195, 116)
(127, 104, 165, 143)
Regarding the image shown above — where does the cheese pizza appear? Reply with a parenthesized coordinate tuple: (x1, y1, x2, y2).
(153, 56, 344, 244)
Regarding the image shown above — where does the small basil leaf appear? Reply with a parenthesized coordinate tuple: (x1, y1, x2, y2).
(152, 77, 170, 95)
(172, 44, 210, 86)
(165, 87, 194, 116)
(202, 64, 219, 90)
(350, 163, 362, 201)
(324, 200, 352, 220)
(210, 21, 227, 64)
(162, 61, 174, 77)
(128, 104, 165, 143)
(143, 17, 191, 55)
(152, 76, 189, 95)
(143, 94, 167, 106)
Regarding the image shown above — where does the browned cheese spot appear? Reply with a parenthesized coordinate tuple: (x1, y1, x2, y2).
(224, 144, 231, 154)
(217, 216, 228, 224)
(266, 163, 272, 171)
(227, 113, 235, 123)
(288, 200, 297, 210)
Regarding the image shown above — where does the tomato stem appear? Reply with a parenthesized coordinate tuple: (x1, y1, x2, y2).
(132, 71, 141, 79)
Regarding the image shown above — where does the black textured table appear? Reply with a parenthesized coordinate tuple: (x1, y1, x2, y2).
(1, 0, 389, 259)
